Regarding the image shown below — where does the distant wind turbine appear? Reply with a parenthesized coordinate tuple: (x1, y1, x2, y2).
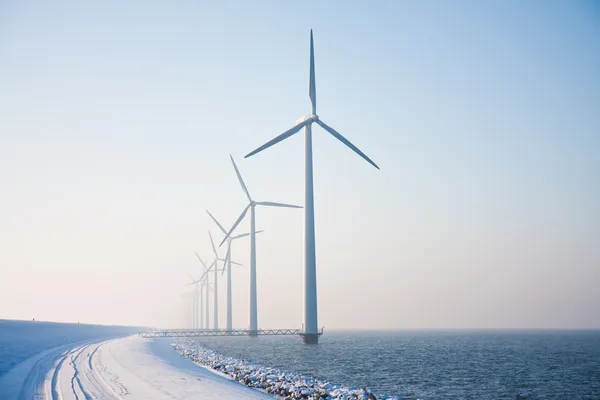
(187, 274, 200, 329)
(220, 155, 302, 335)
(194, 253, 210, 329)
(192, 252, 218, 329)
(207, 210, 261, 331)
(208, 231, 241, 330)
(243, 31, 379, 343)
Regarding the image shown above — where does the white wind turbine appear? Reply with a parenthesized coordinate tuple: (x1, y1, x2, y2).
(207, 231, 241, 330)
(194, 253, 211, 329)
(243, 31, 379, 344)
(187, 274, 200, 329)
(220, 155, 302, 335)
(207, 210, 262, 331)
(191, 253, 219, 329)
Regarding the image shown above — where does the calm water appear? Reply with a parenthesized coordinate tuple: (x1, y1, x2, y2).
(191, 331, 600, 400)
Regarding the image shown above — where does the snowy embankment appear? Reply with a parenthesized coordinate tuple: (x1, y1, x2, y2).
(174, 338, 403, 400)
(0, 319, 139, 376)
(0, 335, 273, 399)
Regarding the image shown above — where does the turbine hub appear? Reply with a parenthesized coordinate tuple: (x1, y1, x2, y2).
(295, 114, 319, 124)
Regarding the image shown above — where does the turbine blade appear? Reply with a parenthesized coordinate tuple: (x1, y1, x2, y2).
(245, 119, 310, 158)
(231, 230, 263, 239)
(255, 201, 302, 209)
(229, 260, 243, 266)
(188, 273, 196, 283)
(230, 155, 252, 201)
(206, 210, 227, 235)
(220, 204, 251, 247)
(187, 274, 204, 286)
(195, 252, 207, 269)
(197, 268, 209, 283)
(309, 29, 316, 114)
(201, 258, 217, 281)
(316, 119, 380, 170)
(208, 231, 218, 256)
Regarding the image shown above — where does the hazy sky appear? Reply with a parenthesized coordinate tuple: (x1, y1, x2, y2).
(1, 1, 599, 329)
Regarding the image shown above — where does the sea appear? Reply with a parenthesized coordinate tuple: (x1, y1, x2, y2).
(191, 330, 600, 400)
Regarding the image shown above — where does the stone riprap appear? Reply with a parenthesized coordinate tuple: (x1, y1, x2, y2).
(173, 339, 402, 400)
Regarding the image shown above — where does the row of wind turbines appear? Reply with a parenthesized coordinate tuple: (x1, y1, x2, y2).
(186, 156, 299, 332)
(184, 30, 379, 344)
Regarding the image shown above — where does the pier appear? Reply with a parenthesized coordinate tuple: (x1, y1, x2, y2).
(139, 328, 323, 342)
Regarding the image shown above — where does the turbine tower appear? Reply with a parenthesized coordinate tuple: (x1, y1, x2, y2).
(207, 231, 241, 330)
(192, 255, 213, 329)
(187, 274, 200, 328)
(207, 210, 259, 331)
(192, 252, 221, 329)
(244, 31, 379, 344)
(220, 155, 302, 336)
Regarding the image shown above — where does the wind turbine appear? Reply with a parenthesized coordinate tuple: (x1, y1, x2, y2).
(220, 155, 302, 336)
(187, 274, 200, 329)
(243, 31, 379, 344)
(207, 210, 261, 331)
(193, 255, 208, 329)
(191, 253, 220, 329)
(207, 231, 242, 330)
(194, 253, 212, 329)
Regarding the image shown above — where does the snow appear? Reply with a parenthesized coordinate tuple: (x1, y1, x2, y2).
(1, 321, 402, 399)
(0, 319, 138, 376)
(0, 335, 274, 399)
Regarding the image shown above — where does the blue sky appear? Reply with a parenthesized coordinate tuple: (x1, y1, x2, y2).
(1, 1, 599, 328)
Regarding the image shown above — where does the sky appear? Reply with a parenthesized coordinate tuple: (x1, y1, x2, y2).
(1, 0, 599, 329)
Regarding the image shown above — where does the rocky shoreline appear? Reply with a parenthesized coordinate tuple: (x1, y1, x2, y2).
(173, 339, 402, 400)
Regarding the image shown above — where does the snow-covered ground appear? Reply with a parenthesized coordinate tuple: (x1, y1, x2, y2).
(0, 320, 139, 375)
(0, 335, 273, 399)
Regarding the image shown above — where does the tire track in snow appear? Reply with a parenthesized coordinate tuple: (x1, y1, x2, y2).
(14, 345, 71, 400)
(50, 340, 122, 400)
(51, 347, 76, 400)
(75, 341, 124, 400)
(3, 337, 130, 400)
(69, 345, 93, 400)
(88, 344, 100, 370)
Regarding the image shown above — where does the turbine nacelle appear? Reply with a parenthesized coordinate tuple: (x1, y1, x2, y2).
(219, 156, 302, 247)
(296, 114, 319, 125)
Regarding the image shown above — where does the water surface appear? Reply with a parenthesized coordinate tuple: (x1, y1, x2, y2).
(192, 330, 600, 399)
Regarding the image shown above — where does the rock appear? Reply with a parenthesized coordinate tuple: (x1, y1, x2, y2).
(172, 339, 398, 400)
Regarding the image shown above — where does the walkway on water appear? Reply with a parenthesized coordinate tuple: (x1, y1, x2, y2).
(139, 328, 324, 342)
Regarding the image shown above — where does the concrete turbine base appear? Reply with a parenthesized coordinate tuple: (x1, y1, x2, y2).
(300, 333, 320, 344)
